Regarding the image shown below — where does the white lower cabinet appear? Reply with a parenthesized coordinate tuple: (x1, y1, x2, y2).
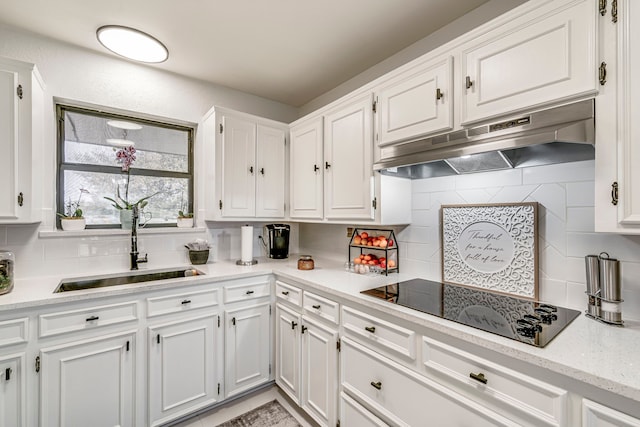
(341, 337, 518, 427)
(224, 302, 271, 398)
(148, 314, 220, 427)
(0, 352, 25, 427)
(275, 283, 339, 427)
(582, 399, 640, 427)
(39, 331, 136, 427)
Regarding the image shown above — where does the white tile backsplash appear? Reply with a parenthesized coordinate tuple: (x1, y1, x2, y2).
(300, 160, 640, 321)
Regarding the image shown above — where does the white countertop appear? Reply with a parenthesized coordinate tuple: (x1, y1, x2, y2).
(2, 256, 640, 403)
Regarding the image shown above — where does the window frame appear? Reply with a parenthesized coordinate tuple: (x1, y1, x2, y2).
(56, 103, 195, 230)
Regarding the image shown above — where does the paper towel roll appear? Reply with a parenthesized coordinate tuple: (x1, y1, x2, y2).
(241, 225, 253, 262)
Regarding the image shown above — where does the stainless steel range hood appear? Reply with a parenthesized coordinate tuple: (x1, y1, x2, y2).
(374, 99, 595, 179)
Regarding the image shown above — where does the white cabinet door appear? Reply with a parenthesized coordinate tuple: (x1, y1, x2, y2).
(461, 0, 597, 124)
(225, 303, 271, 398)
(595, 0, 640, 233)
(582, 399, 640, 427)
(39, 332, 135, 427)
(275, 303, 301, 402)
(256, 125, 286, 218)
(0, 57, 44, 224)
(220, 114, 257, 217)
(148, 314, 220, 427)
(0, 353, 24, 427)
(323, 93, 374, 219)
(376, 56, 453, 146)
(289, 117, 324, 219)
(301, 316, 338, 427)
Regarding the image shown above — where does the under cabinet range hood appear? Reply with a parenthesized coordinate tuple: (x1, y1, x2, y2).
(375, 99, 595, 179)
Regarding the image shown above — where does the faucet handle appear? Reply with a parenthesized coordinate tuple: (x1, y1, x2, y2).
(138, 253, 148, 264)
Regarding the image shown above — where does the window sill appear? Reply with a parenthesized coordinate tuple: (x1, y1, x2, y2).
(39, 226, 207, 239)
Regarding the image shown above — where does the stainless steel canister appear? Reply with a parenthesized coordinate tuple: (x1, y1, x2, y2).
(599, 253, 623, 325)
(584, 254, 600, 317)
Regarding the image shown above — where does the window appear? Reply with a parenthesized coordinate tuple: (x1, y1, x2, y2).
(57, 104, 194, 229)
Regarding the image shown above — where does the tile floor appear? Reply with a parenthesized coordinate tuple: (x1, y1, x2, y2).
(169, 385, 317, 427)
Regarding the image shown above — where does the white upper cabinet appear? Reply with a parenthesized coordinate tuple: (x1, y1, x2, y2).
(323, 93, 374, 220)
(256, 125, 286, 218)
(221, 114, 257, 217)
(375, 56, 453, 146)
(289, 117, 324, 219)
(460, 0, 597, 124)
(0, 57, 44, 224)
(203, 107, 287, 220)
(595, 0, 640, 233)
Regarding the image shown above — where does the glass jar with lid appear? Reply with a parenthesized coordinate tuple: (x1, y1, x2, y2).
(297, 255, 314, 270)
(0, 251, 14, 295)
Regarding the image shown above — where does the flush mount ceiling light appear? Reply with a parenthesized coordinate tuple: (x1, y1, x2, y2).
(105, 138, 135, 148)
(96, 25, 168, 63)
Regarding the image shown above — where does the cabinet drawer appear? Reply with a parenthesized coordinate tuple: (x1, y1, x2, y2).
(147, 288, 219, 317)
(342, 306, 415, 360)
(275, 281, 302, 307)
(341, 337, 516, 427)
(0, 317, 28, 347)
(39, 301, 138, 338)
(340, 391, 387, 427)
(303, 291, 339, 325)
(422, 337, 568, 427)
(224, 279, 270, 304)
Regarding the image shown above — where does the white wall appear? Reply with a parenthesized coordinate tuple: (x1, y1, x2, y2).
(300, 161, 640, 321)
(0, 23, 300, 279)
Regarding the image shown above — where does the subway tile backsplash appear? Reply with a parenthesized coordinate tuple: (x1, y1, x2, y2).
(300, 160, 640, 321)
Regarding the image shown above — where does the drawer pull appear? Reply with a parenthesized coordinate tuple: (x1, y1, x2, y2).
(370, 381, 382, 390)
(291, 321, 298, 330)
(364, 326, 376, 333)
(282, 291, 289, 296)
(301, 325, 308, 334)
(86, 315, 99, 322)
(181, 299, 191, 305)
(245, 290, 255, 295)
(312, 304, 321, 309)
(470, 372, 488, 384)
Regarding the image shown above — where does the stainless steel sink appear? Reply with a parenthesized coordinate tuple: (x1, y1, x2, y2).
(54, 268, 204, 293)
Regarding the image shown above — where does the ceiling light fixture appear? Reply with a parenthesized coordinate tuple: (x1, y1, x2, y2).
(107, 120, 143, 130)
(96, 25, 168, 63)
(105, 139, 135, 148)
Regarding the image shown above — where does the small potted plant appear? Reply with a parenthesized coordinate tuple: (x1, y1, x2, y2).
(58, 189, 89, 231)
(177, 211, 194, 228)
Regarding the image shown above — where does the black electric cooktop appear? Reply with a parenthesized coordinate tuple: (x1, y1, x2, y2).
(361, 278, 580, 347)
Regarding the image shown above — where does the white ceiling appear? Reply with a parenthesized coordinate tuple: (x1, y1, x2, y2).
(0, 0, 497, 107)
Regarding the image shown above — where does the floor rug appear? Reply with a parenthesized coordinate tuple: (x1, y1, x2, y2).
(217, 400, 302, 427)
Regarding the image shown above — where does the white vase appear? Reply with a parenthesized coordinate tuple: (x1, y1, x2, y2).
(61, 218, 86, 231)
(177, 217, 194, 228)
(120, 209, 133, 229)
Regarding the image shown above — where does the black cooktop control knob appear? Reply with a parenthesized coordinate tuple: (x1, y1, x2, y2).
(517, 318, 542, 332)
(517, 327, 537, 338)
(534, 307, 558, 324)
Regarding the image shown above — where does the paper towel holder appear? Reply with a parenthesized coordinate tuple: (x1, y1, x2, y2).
(237, 224, 258, 266)
(236, 259, 258, 266)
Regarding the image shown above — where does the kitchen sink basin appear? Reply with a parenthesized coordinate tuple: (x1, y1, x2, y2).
(54, 268, 204, 293)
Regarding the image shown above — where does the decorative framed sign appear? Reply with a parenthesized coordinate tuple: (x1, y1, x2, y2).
(441, 202, 538, 299)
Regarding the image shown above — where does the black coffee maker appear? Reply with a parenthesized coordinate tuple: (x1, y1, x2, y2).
(265, 224, 290, 259)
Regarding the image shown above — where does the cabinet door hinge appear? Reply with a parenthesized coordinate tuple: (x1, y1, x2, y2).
(372, 197, 377, 210)
(218, 315, 221, 327)
(17, 192, 24, 207)
(35, 356, 40, 373)
(16, 84, 23, 99)
(336, 338, 341, 352)
(219, 123, 223, 134)
(337, 420, 340, 427)
(611, 182, 619, 206)
(372, 98, 377, 113)
(599, 62, 607, 86)
(611, 0, 617, 23)
(269, 364, 272, 375)
(269, 305, 272, 316)
(218, 383, 221, 395)
(219, 200, 223, 210)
